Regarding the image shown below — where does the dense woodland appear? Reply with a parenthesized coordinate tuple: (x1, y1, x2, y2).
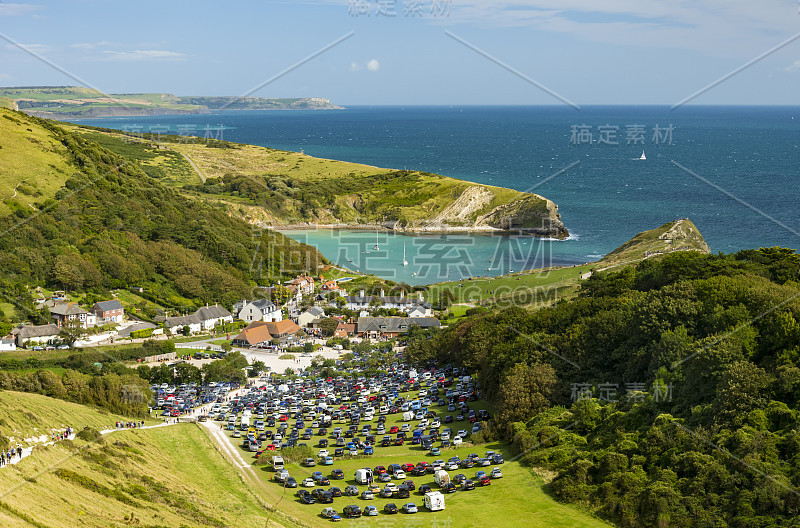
(0, 116, 325, 325)
(407, 248, 800, 528)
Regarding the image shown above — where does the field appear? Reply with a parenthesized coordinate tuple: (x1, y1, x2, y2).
(226, 390, 611, 528)
(429, 263, 595, 308)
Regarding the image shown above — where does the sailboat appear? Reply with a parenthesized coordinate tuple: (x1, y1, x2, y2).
(639, 150, 646, 160)
(373, 229, 380, 250)
(402, 243, 408, 266)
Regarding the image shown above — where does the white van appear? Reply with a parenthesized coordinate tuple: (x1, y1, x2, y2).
(272, 456, 285, 470)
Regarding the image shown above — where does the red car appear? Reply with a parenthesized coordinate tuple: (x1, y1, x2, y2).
(389, 426, 399, 434)
(479, 476, 491, 486)
(394, 438, 404, 446)
(402, 463, 415, 472)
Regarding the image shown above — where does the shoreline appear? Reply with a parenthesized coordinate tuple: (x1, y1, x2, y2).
(269, 222, 569, 238)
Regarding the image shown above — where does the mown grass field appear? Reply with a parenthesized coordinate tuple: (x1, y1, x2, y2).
(229, 390, 610, 528)
(429, 263, 595, 307)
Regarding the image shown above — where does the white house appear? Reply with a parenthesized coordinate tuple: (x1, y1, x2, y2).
(0, 338, 16, 351)
(344, 289, 432, 316)
(233, 299, 282, 323)
(164, 314, 202, 335)
(196, 305, 233, 330)
(11, 324, 60, 347)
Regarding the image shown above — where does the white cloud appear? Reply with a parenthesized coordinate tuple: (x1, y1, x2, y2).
(71, 41, 115, 50)
(5, 43, 54, 54)
(367, 59, 380, 72)
(784, 60, 800, 72)
(0, 3, 40, 16)
(101, 49, 185, 61)
(349, 61, 362, 71)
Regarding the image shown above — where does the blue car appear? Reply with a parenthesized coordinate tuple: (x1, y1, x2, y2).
(363, 446, 374, 455)
(322, 456, 334, 465)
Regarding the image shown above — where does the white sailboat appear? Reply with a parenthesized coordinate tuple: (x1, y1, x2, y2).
(639, 150, 646, 160)
(402, 243, 408, 266)
(373, 229, 380, 250)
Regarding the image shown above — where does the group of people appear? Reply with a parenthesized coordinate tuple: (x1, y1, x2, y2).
(51, 426, 74, 442)
(0, 445, 24, 467)
(115, 421, 146, 429)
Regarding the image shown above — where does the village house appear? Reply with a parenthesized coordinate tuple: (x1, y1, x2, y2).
(163, 305, 233, 335)
(11, 324, 60, 347)
(91, 299, 125, 324)
(356, 316, 440, 339)
(231, 319, 301, 347)
(50, 302, 96, 329)
(333, 321, 356, 338)
(344, 289, 433, 317)
(0, 337, 16, 351)
(233, 299, 283, 323)
(297, 306, 325, 328)
(285, 274, 315, 296)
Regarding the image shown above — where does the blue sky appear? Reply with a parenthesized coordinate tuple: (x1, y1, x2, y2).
(1, 0, 799, 105)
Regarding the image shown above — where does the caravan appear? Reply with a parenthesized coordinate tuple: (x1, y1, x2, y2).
(402, 411, 414, 422)
(424, 491, 445, 511)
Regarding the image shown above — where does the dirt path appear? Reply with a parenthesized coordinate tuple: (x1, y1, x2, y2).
(174, 149, 207, 183)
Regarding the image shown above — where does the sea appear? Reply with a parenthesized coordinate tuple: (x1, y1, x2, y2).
(70, 106, 800, 285)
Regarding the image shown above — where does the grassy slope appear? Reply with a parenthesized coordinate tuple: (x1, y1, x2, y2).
(59, 124, 562, 232)
(0, 112, 75, 215)
(597, 218, 710, 268)
(0, 425, 270, 528)
(429, 219, 711, 310)
(0, 391, 159, 445)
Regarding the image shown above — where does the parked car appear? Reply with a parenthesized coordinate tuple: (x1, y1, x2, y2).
(343, 505, 362, 518)
(344, 485, 359, 496)
(360, 490, 374, 500)
(403, 503, 418, 514)
(462, 479, 476, 491)
(363, 505, 378, 516)
(491, 467, 503, 479)
(384, 503, 398, 514)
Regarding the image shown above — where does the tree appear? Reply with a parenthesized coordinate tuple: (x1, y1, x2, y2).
(181, 325, 191, 336)
(494, 362, 557, 430)
(303, 342, 314, 354)
(58, 319, 86, 345)
(318, 317, 339, 337)
(221, 341, 233, 353)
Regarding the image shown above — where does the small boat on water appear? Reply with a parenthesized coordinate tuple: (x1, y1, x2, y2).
(639, 150, 646, 160)
(373, 229, 380, 250)
(402, 243, 408, 266)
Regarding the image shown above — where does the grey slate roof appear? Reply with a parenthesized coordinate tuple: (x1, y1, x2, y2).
(357, 317, 440, 333)
(50, 303, 87, 316)
(94, 300, 123, 312)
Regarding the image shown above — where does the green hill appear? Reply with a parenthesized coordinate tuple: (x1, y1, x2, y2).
(0, 108, 326, 322)
(64, 124, 569, 237)
(598, 218, 710, 268)
(0, 86, 340, 119)
(0, 393, 271, 528)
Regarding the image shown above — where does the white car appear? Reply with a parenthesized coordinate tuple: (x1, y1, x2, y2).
(318, 449, 330, 458)
(452, 436, 463, 446)
(393, 470, 406, 480)
(302, 478, 315, 487)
